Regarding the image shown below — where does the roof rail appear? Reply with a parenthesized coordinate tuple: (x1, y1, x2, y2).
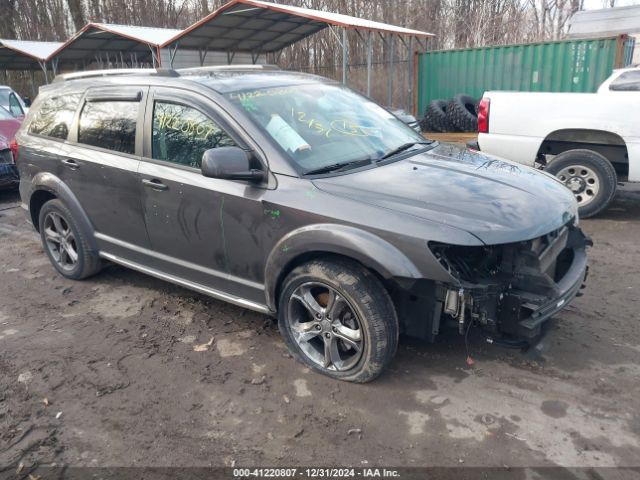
(53, 68, 177, 82)
(53, 65, 281, 82)
(177, 64, 281, 74)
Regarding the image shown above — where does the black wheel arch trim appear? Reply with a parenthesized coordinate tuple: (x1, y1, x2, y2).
(264, 224, 423, 310)
(29, 172, 99, 252)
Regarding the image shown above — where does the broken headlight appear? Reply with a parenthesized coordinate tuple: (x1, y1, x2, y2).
(429, 242, 502, 283)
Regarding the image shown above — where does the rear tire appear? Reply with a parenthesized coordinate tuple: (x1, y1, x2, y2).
(38, 199, 102, 280)
(545, 149, 617, 219)
(278, 258, 398, 383)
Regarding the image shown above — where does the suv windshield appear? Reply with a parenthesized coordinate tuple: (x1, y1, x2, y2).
(225, 83, 426, 174)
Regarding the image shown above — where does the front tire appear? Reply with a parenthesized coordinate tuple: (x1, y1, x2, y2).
(545, 149, 617, 219)
(39, 199, 102, 280)
(278, 258, 398, 383)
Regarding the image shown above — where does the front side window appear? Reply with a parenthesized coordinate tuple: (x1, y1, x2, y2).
(78, 101, 138, 154)
(152, 102, 235, 168)
(29, 94, 81, 140)
(610, 70, 640, 91)
(225, 84, 425, 174)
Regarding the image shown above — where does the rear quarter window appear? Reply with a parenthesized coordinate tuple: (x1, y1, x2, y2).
(29, 94, 81, 140)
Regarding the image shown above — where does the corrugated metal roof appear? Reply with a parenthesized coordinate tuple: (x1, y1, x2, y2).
(0, 39, 63, 70)
(93, 24, 183, 46)
(0, 39, 63, 60)
(49, 23, 182, 65)
(164, 0, 433, 52)
(568, 5, 640, 38)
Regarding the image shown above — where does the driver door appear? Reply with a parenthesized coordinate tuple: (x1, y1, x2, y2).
(139, 87, 267, 303)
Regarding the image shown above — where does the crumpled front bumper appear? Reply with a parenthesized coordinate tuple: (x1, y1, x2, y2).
(456, 224, 591, 346)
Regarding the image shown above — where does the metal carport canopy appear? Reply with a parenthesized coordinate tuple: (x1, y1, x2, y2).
(48, 23, 182, 69)
(161, 0, 433, 53)
(0, 39, 63, 70)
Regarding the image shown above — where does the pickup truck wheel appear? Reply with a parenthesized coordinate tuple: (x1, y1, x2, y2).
(546, 149, 617, 219)
(38, 199, 102, 280)
(278, 258, 398, 383)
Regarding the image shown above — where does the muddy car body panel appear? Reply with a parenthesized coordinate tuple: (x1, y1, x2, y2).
(16, 68, 590, 381)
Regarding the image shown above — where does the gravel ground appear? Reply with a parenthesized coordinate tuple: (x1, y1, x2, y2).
(1, 187, 639, 472)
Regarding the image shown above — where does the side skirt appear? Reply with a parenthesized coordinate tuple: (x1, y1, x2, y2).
(99, 251, 272, 315)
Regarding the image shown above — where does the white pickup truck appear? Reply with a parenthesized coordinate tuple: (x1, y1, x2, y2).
(477, 66, 640, 218)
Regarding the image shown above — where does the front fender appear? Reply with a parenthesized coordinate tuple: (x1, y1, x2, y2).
(264, 224, 422, 310)
(29, 172, 98, 252)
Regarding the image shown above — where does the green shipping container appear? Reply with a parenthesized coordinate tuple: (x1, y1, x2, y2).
(417, 36, 632, 116)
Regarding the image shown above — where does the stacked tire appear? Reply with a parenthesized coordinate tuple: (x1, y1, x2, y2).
(421, 93, 479, 133)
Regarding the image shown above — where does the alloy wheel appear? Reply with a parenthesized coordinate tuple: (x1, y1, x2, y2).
(43, 212, 78, 272)
(287, 282, 363, 371)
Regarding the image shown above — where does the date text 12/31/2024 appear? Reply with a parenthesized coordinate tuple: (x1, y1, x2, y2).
(233, 468, 401, 478)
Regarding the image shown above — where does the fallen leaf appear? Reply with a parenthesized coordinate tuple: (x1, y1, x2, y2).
(16, 463, 24, 474)
(55, 411, 62, 419)
(193, 337, 214, 352)
(43, 398, 50, 406)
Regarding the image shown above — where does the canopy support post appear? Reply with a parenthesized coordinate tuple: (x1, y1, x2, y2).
(275, 49, 284, 65)
(169, 42, 179, 68)
(51, 57, 58, 77)
(29, 70, 36, 97)
(342, 28, 348, 85)
(149, 45, 158, 68)
(198, 47, 209, 66)
(366, 30, 373, 97)
(387, 35, 394, 108)
(227, 51, 236, 65)
(407, 36, 414, 113)
(38, 60, 49, 84)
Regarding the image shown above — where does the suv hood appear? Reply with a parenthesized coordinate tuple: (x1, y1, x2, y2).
(313, 143, 577, 245)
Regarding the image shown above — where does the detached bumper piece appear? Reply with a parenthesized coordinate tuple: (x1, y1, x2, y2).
(435, 223, 591, 347)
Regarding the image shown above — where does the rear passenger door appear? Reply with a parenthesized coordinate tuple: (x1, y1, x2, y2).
(26, 93, 83, 191)
(60, 86, 151, 253)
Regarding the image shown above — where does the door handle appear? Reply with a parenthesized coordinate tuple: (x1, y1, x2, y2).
(142, 178, 168, 191)
(61, 159, 79, 170)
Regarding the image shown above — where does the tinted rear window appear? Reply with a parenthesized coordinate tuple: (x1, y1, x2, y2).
(29, 95, 81, 140)
(78, 101, 138, 154)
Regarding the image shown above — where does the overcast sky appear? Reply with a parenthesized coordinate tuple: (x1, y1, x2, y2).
(582, 0, 640, 9)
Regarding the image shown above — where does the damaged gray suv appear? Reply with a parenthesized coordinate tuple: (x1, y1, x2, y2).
(17, 66, 590, 382)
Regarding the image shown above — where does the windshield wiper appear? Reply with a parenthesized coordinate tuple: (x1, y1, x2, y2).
(378, 141, 433, 161)
(304, 158, 374, 176)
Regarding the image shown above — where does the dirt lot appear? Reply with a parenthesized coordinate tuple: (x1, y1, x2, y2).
(1, 186, 640, 473)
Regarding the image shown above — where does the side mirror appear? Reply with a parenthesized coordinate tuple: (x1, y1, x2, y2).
(201, 146, 265, 183)
(23, 97, 32, 107)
